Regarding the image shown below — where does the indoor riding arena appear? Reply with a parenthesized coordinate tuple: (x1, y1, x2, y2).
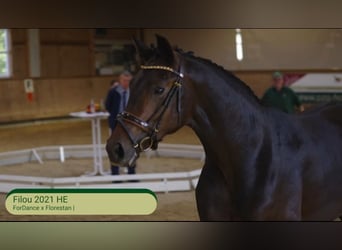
(1, 29, 341, 221)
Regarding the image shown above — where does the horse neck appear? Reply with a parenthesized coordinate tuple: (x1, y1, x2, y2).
(185, 59, 267, 166)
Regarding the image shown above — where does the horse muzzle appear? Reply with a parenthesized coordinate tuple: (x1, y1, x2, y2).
(106, 140, 137, 167)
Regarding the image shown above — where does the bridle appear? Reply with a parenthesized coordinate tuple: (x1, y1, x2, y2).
(116, 64, 184, 156)
(115, 64, 184, 158)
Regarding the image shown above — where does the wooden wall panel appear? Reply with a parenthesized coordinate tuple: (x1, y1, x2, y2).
(94, 29, 139, 40)
(40, 46, 59, 77)
(40, 29, 90, 43)
(0, 72, 273, 123)
(0, 76, 115, 122)
(58, 45, 91, 77)
(40, 29, 92, 78)
(10, 29, 29, 79)
(0, 70, 323, 123)
(234, 71, 273, 98)
(11, 44, 28, 78)
(41, 46, 91, 77)
(40, 44, 91, 77)
(10, 29, 26, 44)
(0, 80, 27, 121)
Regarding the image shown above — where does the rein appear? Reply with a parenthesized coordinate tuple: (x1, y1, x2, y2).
(115, 64, 184, 157)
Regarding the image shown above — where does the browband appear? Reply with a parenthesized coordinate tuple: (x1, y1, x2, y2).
(140, 65, 184, 78)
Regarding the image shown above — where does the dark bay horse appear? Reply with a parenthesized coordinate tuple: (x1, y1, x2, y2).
(106, 35, 342, 221)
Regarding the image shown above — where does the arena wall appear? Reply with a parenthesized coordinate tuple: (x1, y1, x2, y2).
(0, 77, 113, 122)
(1, 29, 341, 123)
(0, 29, 137, 123)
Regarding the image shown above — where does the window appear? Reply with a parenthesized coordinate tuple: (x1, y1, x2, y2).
(0, 29, 11, 77)
(235, 28, 244, 61)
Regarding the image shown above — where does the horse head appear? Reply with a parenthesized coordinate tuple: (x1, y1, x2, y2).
(106, 35, 195, 167)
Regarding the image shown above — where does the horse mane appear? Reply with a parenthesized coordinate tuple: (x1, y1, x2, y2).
(174, 47, 261, 104)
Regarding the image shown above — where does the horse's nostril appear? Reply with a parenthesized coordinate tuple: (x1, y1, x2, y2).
(114, 143, 125, 160)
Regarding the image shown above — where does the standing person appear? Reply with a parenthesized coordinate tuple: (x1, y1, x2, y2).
(105, 70, 137, 179)
(261, 71, 304, 114)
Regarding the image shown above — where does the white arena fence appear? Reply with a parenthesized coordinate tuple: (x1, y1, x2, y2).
(0, 143, 205, 193)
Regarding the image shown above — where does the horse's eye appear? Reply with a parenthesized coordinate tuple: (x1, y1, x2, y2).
(154, 86, 165, 95)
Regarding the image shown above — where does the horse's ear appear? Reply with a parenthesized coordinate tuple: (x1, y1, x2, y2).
(133, 37, 154, 64)
(155, 34, 174, 65)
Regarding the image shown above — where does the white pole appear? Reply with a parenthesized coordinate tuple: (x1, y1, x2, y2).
(59, 146, 65, 163)
(28, 29, 41, 77)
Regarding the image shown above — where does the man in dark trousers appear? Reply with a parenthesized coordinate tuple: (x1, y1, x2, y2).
(105, 70, 137, 179)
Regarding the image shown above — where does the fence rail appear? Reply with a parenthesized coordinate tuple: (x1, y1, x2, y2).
(0, 144, 204, 193)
